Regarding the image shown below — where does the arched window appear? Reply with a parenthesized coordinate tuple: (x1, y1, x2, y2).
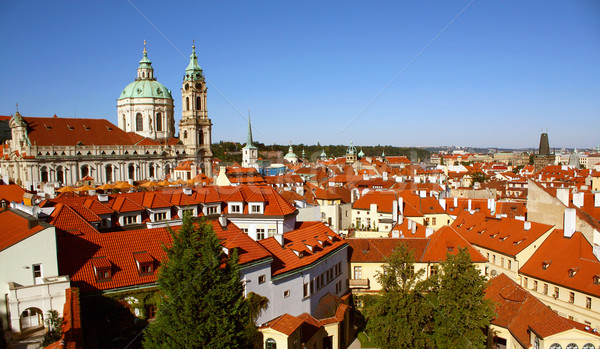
(40, 167, 48, 183)
(128, 164, 135, 180)
(165, 164, 171, 176)
(156, 113, 162, 132)
(105, 165, 113, 182)
(56, 166, 64, 184)
(122, 114, 126, 128)
(196, 96, 201, 110)
(198, 131, 204, 145)
(149, 163, 155, 178)
(265, 338, 276, 349)
(81, 165, 89, 178)
(186, 97, 190, 111)
(136, 113, 143, 131)
(183, 131, 188, 139)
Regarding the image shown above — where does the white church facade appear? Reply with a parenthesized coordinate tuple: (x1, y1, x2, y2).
(0, 43, 213, 189)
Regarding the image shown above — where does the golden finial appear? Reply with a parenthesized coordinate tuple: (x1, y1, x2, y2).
(16, 102, 18, 112)
(143, 39, 147, 54)
(192, 39, 195, 50)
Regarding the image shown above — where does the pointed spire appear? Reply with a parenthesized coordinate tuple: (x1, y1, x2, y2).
(139, 40, 151, 65)
(247, 110, 253, 146)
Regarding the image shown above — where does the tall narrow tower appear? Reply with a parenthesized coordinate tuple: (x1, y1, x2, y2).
(179, 44, 213, 176)
(242, 113, 258, 169)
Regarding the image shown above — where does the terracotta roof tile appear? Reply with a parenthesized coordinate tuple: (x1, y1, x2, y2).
(0, 208, 45, 251)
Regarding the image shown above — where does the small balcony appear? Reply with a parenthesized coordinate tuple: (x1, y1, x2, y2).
(349, 278, 370, 289)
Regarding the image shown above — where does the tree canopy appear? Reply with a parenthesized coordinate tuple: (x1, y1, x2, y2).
(362, 245, 494, 349)
(143, 215, 251, 348)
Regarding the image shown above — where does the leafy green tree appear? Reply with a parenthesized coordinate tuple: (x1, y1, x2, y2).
(428, 248, 495, 349)
(143, 215, 251, 348)
(470, 171, 488, 186)
(41, 310, 64, 346)
(363, 243, 432, 349)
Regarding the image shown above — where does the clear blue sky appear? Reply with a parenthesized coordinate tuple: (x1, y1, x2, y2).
(1, 1, 598, 149)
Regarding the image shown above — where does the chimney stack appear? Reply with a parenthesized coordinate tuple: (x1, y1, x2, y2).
(557, 188, 570, 207)
(595, 193, 600, 208)
(572, 192, 584, 208)
(524, 221, 531, 231)
(274, 233, 284, 246)
(563, 208, 576, 238)
(392, 200, 398, 224)
(218, 214, 228, 228)
(425, 227, 433, 238)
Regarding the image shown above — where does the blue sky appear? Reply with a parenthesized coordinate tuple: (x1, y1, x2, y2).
(0, 1, 598, 148)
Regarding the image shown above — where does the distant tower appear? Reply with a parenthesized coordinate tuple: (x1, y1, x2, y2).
(539, 132, 550, 155)
(284, 143, 298, 164)
(533, 131, 555, 171)
(9, 105, 30, 152)
(117, 41, 175, 140)
(242, 113, 258, 169)
(178, 43, 213, 176)
(346, 141, 357, 164)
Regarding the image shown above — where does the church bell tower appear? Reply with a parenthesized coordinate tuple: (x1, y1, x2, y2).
(179, 43, 213, 176)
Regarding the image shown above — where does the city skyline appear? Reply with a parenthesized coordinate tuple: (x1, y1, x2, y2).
(0, 0, 599, 148)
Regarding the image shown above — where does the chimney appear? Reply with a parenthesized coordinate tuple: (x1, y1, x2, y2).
(425, 227, 434, 238)
(524, 221, 531, 231)
(98, 193, 109, 202)
(363, 174, 369, 180)
(383, 172, 388, 180)
(557, 188, 570, 206)
(468, 199, 472, 211)
(398, 197, 404, 215)
(295, 186, 304, 196)
(572, 192, 584, 208)
(391, 230, 400, 238)
(411, 222, 416, 234)
(183, 187, 192, 196)
(453, 197, 458, 207)
(595, 193, 600, 208)
(419, 190, 427, 198)
(274, 233, 284, 246)
(439, 198, 446, 210)
(218, 214, 228, 228)
(489, 198, 496, 215)
(392, 200, 398, 224)
(563, 208, 576, 238)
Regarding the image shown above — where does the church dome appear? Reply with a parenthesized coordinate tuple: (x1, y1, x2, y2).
(118, 80, 172, 100)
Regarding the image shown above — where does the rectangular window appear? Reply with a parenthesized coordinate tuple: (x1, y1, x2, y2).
(355, 218, 361, 228)
(268, 228, 276, 235)
(569, 292, 575, 303)
(154, 212, 167, 221)
(206, 206, 217, 215)
(524, 277, 528, 288)
(533, 280, 538, 291)
(492, 255, 496, 264)
(250, 204, 261, 213)
(543, 283, 548, 295)
(586, 297, 592, 309)
(432, 217, 437, 226)
(33, 264, 42, 278)
(354, 266, 362, 279)
(425, 217, 430, 225)
(258, 275, 266, 284)
(554, 287, 559, 299)
(316, 277, 321, 290)
(256, 229, 265, 240)
(124, 215, 137, 225)
(501, 257, 504, 268)
(303, 283, 309, 298)
(182, 209, 194, 217)
(430, 265, 438, 276)
(231, 205, 241, 213)
(310, 280, 314, 294)
(284, 290, 290, 298)
(507, 260, 512, 270)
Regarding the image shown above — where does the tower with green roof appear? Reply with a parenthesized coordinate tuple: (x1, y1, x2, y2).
(117, 41, 175, 140)
(178, 43, 213, 176)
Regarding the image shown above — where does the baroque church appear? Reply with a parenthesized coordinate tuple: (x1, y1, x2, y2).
(0, 43, 213, 189)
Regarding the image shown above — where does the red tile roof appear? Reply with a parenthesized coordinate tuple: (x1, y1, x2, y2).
(0, 184, 26, 202)
(451, 211, 553, 257)
(421, 225, 487, 263)
(0, 208, 46, 251)
(44, 287, 83, 349)
(57, 220, 271, 293)
(519, 230, 600, 296)
(259, 222, 347, 276)
(347, 238, 430, 263)
(263, 313, 304, 336)
(485, 273, 599, 346)
(49, 203, 100, 235)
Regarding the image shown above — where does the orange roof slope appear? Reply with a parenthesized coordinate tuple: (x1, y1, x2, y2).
(57, 220, 272, 293)
(0, 208, 45, 251)
(22, 116, 140, 146)
(259, 222, 347, 276)
(421, 225, 487, 263)
(519, 230, 600, 296)
(485, 273, 598, 346)
(352, 190, 398, 213)
(0, 184, 26, 202)
(346, 238, 430, 263)
(451, 211, 553, 257)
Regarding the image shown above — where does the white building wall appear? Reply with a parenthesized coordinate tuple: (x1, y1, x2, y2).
(0, 226, 59, 330)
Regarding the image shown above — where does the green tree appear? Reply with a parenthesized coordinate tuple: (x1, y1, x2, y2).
(470, 171, 488, 187)
(363, 243, 432, 349)
(428, 248, 495, 349)
(143, 215, 251, 348)
(41, 310, 64, 346)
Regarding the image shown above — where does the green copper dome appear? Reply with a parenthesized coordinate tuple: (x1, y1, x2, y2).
(118, 80, 173, 100)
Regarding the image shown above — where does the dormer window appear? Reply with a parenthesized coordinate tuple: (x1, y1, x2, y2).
(593, 275, 600, 285)
(133, 252, 154, 276)
(542, 260, 551, 270)
(91, 257, 112, 281)
(250, 203, 263, 214)
(228, 203, 242, 213)
(568, 268, 578, 278)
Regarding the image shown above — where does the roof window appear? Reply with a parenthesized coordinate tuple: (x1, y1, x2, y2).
(568, 268, 578, 278)
(542, 260, 552, 270)
(91, 257, 112, 281)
